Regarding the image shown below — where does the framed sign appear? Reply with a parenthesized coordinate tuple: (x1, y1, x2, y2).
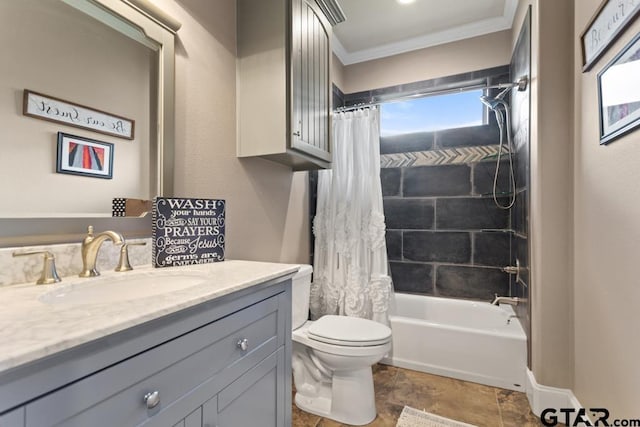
(23, 90, 135, 139)
(598, 32, 640, 144)
(581, 0, 640, 72)
(152, 198, 226, 268)
(56, 133, 114, 179)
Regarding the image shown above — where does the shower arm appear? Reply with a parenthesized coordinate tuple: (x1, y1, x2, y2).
(494, 76, 528, 92)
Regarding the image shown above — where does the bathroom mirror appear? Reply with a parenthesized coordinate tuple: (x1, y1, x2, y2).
(0, 0, 177, 246)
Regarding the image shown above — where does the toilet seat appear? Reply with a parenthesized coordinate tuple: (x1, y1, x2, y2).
(307, 315, 391, 347)
(293, 321, 391, 357)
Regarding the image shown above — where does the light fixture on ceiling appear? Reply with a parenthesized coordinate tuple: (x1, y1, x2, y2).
(396, 0, 416, 4)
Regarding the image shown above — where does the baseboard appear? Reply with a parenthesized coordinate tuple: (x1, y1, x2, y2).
(526, 369, 582, 417)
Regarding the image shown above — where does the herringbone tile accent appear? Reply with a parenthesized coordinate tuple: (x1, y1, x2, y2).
(380, 145, 509, 168)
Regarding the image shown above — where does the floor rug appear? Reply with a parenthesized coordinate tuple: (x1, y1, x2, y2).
(396, 406, 477, 427)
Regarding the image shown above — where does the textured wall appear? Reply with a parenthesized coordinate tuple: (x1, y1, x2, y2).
(341, 30, 512, 94)
(519, 0, 575, 390)
(574, 0, 640, 416)
(154, 0, 308, 264)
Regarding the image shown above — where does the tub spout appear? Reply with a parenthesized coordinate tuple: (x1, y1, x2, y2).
(491, 294, 520, 306)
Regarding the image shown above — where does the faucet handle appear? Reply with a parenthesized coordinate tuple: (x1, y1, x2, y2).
(13, 250, 61, 285)
(115, 242, 147, 272)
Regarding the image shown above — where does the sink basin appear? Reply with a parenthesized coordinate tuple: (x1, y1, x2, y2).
(39, 270, 209, 305)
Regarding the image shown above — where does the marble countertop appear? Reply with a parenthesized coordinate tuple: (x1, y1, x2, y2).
(0, 260, 299, 374)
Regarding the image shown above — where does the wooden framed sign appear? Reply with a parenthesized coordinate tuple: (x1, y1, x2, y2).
(152, 197, 225, 267)
(23, 89, 135, 139)
(581, 0, 640, 72)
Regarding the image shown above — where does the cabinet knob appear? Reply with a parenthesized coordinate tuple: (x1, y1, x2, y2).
(237, 338, 249, 351)
(292, 131, 301, 137)
(144, 390, 160, 409)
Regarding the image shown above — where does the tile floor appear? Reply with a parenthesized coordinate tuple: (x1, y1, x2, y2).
(292, 364, 544, 427)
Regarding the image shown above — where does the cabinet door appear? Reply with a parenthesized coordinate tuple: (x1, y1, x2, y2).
(291, 0, 332, 163)
(217, 349, 286, 427)
(0, 407, 24, 427)
(172, 397, 217, 427)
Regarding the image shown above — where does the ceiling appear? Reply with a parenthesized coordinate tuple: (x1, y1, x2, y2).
(332, 0, 518, 65)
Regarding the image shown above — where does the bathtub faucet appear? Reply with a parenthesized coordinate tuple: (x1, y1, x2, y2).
(491, 294, 521, 306)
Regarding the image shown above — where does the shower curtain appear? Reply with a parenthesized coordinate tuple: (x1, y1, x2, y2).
(311, 107, 393, 325)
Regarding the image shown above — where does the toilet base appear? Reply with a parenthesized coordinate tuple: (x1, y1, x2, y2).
(294, 367, 377, 426)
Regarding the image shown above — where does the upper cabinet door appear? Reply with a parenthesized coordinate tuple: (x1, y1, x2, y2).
(291, 0, 332, 163)
(237, 0, 332, 169)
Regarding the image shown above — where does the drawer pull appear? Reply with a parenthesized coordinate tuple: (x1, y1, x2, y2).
(237, 338, 249, 351)
(144, 390, 160, 409)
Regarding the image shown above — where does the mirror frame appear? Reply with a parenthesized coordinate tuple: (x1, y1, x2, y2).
(0, 0, 177, 247)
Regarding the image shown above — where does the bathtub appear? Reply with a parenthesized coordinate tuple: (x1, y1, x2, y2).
(381, 293, 527, 391)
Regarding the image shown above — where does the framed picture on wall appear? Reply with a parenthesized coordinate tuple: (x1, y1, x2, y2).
(56, 132, 114, 179)
(597, 32, 640, 145)
(581, 0, 640, 72)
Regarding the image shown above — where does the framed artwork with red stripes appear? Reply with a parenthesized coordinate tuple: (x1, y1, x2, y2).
(56, 132, 113, 179)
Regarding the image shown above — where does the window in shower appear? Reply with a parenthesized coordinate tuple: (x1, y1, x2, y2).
(380, 89, 484, 136)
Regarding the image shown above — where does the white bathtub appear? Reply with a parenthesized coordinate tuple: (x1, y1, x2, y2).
(381, 293, 527, 391)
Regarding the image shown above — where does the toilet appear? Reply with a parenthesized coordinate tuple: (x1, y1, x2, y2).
(291, 265, 392, 426)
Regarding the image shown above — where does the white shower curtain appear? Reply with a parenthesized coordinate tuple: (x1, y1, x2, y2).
(311, 107, 393, 325)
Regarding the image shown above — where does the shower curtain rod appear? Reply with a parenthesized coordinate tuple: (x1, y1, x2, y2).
(333, 79, 525, 113)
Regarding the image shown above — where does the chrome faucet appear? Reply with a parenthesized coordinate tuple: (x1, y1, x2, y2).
(79, 226, 124, 277)
(490, 294, 521, 306)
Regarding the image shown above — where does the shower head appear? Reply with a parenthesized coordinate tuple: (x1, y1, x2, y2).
(480, 89, 510, 111)
(479, 94, 503, 110)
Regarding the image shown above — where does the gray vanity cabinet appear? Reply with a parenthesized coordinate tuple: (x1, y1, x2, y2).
(0, 277, 292, 427)
(0, 407, 24, 427)
(170, 348, 286, 427)
(237, 0, 332, 170)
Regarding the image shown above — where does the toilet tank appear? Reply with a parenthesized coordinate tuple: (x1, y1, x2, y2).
(291, 264, 312, 330)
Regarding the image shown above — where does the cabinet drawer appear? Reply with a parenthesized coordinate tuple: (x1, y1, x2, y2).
(25, 295, 283, 427)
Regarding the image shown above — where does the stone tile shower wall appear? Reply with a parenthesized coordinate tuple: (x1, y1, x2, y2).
(510, 8, 532, 353)
(380, 127, 514, 300)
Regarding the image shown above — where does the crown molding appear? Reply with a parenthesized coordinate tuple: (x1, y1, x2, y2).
(333, 0, 518, 65)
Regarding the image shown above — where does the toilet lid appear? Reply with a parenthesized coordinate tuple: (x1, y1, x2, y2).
(307, 315, 391, 346)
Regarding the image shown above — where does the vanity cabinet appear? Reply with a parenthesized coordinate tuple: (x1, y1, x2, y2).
(0, 277, 292, 427)
(237, 0, 332, 170)
(0, 408, 24, 426)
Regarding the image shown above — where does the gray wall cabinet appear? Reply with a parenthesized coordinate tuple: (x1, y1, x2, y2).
(237, 0, 332, 170)
(0, 278, 292, 427)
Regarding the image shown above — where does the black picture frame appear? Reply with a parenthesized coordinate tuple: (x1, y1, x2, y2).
(56, 132, 114, 179)
(597, 32, 640, 145)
